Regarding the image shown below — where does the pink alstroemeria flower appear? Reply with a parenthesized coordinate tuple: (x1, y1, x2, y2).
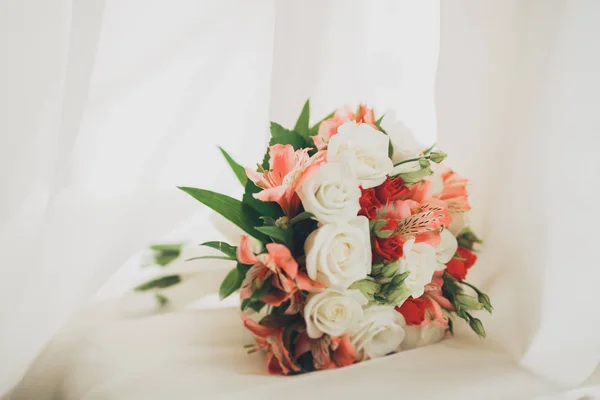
(376, 196, 451, 247)
(313, 104, 377, 150)
(436, 165, 471, 215)
(241, 314, 301, 375)
(237, 235, 322, 314)
(421, 270, 454, 326)
(295, 332, 355, 370)
(246, 144, 326, 216)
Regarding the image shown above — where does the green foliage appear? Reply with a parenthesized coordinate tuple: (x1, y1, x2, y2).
(178, 187, 268, 242)
(442, 272, 491, 338)
(241, 298, 265, 312)
(289, 212, 314, 226)
(294, 99, 311, 139)
(242, 179, 283, 219)
(219, 267, 244, 300)
(394, 160, 434, 184)
(135, 275, 181, 291)
(150, 244, 182, 252)
(200, 241, 237, 259)
(186, 255, 234, 261)
(261, 122, 307, 168)
(155, 293, 169, 307)
(255, 225, 287, 243)
(289, 216, 318, 258)
(148, 243, 182, 267)
(456, 227, 483, 250)
(349, 277, 381, 301)
(219, 147, 248, 186)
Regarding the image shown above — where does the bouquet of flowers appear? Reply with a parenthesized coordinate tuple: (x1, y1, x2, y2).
(137, 100, 491, 375)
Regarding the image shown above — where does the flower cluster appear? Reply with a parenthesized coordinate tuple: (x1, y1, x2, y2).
(147, 100, 491, 375)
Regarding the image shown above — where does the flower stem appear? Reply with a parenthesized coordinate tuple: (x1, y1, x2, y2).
(393, 155, 431, 167)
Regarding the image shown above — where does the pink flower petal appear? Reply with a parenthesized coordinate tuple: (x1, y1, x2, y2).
(268, 144, 295, 184)
(237, 235, 258, 265)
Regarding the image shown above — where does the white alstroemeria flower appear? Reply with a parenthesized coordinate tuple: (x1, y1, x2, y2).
(424, 162, 444, 195)
(398, 238, 438, 298)
(396, 314, 447, 350)
(327, 122, 393, 189)
(304, 216, 371, 289)
(448, 211, 470, 236)
(381, 117, 423, 165)
(297, 162, 361, 224)
(436, 229, 458, 269)
(304, 289, 368, 339)
(350, 305, 405, 361)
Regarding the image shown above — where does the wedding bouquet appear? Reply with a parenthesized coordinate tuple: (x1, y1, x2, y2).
(137, 101, 491, 375)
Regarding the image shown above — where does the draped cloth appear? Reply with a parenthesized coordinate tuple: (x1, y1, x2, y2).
(1, 1, 599, 398)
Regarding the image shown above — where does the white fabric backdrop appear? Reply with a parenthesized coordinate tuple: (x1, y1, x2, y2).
(1, 0, 599, 398)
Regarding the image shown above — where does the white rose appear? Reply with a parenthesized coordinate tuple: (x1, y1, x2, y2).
(350, 305, 405, 360)
(305, 216, 371, 289)
(397, 314, 447, 350)
(297, 163, 361, 224)
(436, 229, 458, 268)
(327, 122, 393, 189)
(398, 238, 438, 298)
(304, 289, 367, 339)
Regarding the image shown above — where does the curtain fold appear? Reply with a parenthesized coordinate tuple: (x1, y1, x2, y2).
(437, 0, 600, 386)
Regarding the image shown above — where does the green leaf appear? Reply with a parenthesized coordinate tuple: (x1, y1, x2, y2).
(150, 243, 183, 253)
(178, 187, 268, 242)
(294, 99, 311, 139)
(219, 147, 248, 186)
(242, 179, 282, 219)
(155, 253, 180, 266)
(457, 227, 483, 250)
(422, 143, 436, 155)
(447, 317, 454, 335)
(186, 255, 234, 261)
(135, 275, 181, 291)
(255, 225, 287, 243)
(289, 211, 314, 225)
(251, 280, 273, 300)
(219, 267, 243, 300)
(200, 241, 237, 259)
(155, 293, 169, 307)
(375, 114, 385, 126)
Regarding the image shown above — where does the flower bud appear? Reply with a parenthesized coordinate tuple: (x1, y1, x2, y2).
(469, 317, 486, 337)
(455, 294, 483, 310)
(275, 216, 289, 229)
(386, 286, 411, 306)
(381, 261, 400, 279)
(429, 151, 447, 163)
(349, 278, 381, 300)
(478, 292, 493, 313)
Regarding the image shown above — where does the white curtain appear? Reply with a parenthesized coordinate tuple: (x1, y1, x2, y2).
(1, 0, 599, 398)
(437, 0, 600, 386)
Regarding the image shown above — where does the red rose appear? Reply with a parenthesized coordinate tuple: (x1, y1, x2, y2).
(445, 258, 467, 280)
(373, 235, 404, 261)
(396, 297, 427, 325)
(375, 176, 410, 203)
(359, 187, 381, 219)
(456, 247, 477, 269)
